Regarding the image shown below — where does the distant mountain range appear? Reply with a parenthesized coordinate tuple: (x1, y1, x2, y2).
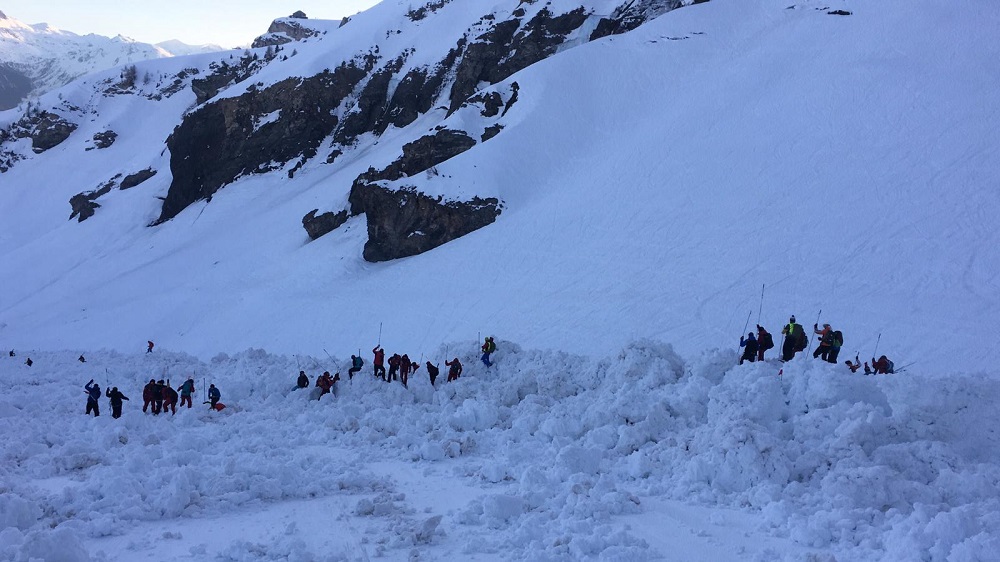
(0, 9, 226, 109)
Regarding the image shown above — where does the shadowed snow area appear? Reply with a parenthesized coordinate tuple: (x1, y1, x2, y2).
(1, 344, 998, 560)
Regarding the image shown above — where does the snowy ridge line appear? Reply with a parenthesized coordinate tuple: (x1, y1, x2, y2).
(2, 340, 999, 561)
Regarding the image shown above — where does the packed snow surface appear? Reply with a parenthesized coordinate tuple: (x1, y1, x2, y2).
(1, 344, 998, 561)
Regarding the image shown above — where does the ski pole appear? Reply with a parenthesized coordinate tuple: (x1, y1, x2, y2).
(808, 309, 822, 353)
(757, 284, 765, 325)
(872, 333, 881, 359)
(378, 322, 382, 346)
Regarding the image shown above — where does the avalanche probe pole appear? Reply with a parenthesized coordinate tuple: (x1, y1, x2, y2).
(757, 284, 765, 325)
(739, 310, 751, 352)
(872, 333, 881, 360)
(378, 322, 383, 346)
(808, 309, 822, 354)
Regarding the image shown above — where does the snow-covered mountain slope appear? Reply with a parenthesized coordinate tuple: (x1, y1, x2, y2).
(0, 0, 998, 377)
(154, 39, 226, 57)
(0, 10, 225, 109)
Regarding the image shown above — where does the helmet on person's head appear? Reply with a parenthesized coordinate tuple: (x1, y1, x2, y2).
(790, 316, 796, 322)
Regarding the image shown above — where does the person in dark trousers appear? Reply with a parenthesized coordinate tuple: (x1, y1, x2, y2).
(780, 316, 806, 361)
(106, 386, 129, 418)
(756, 325, 774, 361)
(78, 355, 86, 363)
(162, 381, 179, 415)
(151, 380, 166, 415)
(481, 337, 496, 367)
(8, 350, 13, 357)
(739, 332, 758, 365)
(208, 384, 221, 409)
(400, 354, 412, 387)
(446, 357, 462, 382)
(813, 323, 833, 360)
(297, 370, 309, 388)
(142, 379, 156, 413)
(388, 353, 401, 382)
(179, 378, 195, 408)
(372, 346, 386, 380)
(25, 357, 32, 367)
(84, 380, 101, 417)
(348, 355, 363, 380)
(147, 341, 154, 353)
(827, 331, 844, 363)
(426, 362, 440, 386)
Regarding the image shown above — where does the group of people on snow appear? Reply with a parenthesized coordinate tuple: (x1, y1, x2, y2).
(738, 316, 896, 374)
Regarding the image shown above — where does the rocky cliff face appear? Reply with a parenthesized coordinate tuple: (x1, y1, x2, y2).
(3, 1, 697, 261)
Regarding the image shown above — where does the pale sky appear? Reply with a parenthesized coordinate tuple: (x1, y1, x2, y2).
(3, 0, 382, 47)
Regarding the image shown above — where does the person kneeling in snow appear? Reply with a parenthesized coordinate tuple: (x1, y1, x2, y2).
(207, 384, 221, 410)
(872, 355, 895, 374)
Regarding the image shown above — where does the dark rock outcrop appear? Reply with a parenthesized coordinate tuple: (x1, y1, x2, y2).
(120, 168, 157, 190)
(352, 184, 501, 262)
(348, 129, 477, 215)
(30, 112, 77, 153)
(252, 18, 321, 48)
(157, 61, 370, 224)
(69, 176, 119, 222)
(590, 0, 690, 41)
(448, 7, 587, 114)
(91, 130, 118, 149)
(302, 209, 350, 240)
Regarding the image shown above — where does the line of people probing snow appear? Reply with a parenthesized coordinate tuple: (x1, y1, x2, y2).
(6, 337, 500, 418)
(737, 315, 902, 375)
(12, 320, 903, 419)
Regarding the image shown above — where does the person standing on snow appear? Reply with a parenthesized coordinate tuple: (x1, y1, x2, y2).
(105, 387, 130, 419)
(481, 337, 496, 367)
(400, 354, 412, 387)
(372, 346, 386, 380)
(142, 379, 156, 413)
(780, 316, 806, 361)
(446, 357, 463, 382)
(316, 372, 333, 395)
(827, 330, 844, 363)
(426, 361, 440, 387)
(756, 325, 774, 361)
(813, 323, 834, 361)
(387, 353, 401, 382)
(152, 380, 165, 415)
(147, 340, 154, 353)
(178, 378, 195, 408)
(84, 380, 101, 417)
(297, 370, 309, 389)
(78, 354, 86, 363)
(739, 332, 758, 365)
(25, 357, 32, 367)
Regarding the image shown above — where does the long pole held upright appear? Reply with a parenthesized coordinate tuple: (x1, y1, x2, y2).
(808, 309, 822, 353)
(872, 333, 881, 359)
(757, 284, 765, 325)
(378, 322, 383, 346)
(740, 310, 752, 342)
